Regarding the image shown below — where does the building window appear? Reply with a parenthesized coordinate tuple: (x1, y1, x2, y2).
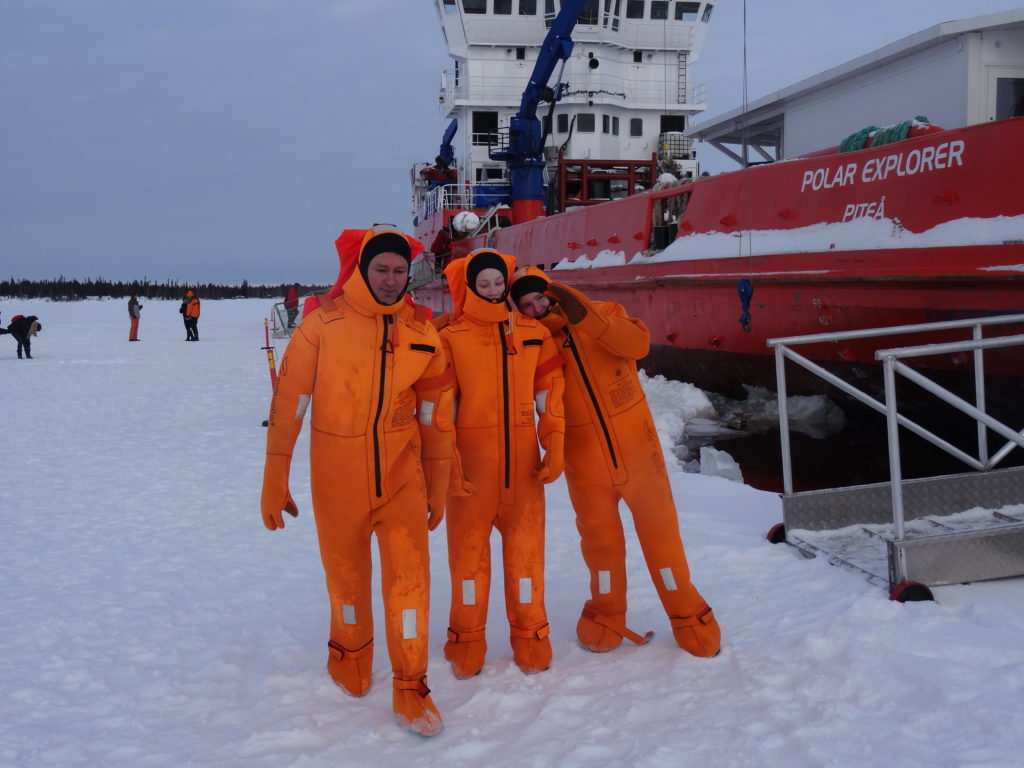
(557, 113, 569, 133)
(577, 113, 596, 132)
(602, 114, 610, 133)
(626, 0, 644, 19)
(495, 0, 512, 14)
(651, 1, 668, 19)
(630, 117, 643, 137)
(702, 3, 714, 22)
(612, 116, 620, 135)
(997, 77, 1024, 118)
(472, 111, 499, 145)
(519, 0, 537, 13)
(674, 1, 699, 20)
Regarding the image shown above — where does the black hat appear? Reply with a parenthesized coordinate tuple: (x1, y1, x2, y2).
(466, 250, 508, 294)
(361, 232, 412, 265)
(510, 273, 550, 304)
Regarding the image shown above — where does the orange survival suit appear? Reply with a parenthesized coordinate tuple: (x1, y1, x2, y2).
(260, 227, 456, 736)
(436, 249, 566, 678)
(509, 267, 721, 658)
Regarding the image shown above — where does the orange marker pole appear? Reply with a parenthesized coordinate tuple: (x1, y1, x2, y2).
(263, 318, 278, 389)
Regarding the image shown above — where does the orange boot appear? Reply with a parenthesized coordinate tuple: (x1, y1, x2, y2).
(510, 623, 552, 674)
(443, 625, 487, 679)
(326, 638, 374, 696)
(670, 603, 721, 657)
(392, 675, 443, 736)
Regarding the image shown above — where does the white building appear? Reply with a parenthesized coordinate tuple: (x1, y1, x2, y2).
(685, 9, 1024, 167)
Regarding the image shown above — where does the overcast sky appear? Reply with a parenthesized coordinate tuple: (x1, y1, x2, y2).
(2, 0, 1021, 285)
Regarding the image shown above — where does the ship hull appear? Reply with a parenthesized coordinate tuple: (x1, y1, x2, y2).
(413, 119, 1024, 400)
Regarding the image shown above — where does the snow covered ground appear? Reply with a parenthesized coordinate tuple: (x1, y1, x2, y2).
(2, 298, 1023, 767)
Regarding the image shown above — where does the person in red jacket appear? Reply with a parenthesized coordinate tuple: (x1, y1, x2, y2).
(435, 249, 566, 679)
(260, 226, 456, 736)
(510, 266, 721, 659)
(284, 283, 300, 328)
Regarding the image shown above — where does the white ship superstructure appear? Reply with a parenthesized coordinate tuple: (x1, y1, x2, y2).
(417, 0, 717, 212)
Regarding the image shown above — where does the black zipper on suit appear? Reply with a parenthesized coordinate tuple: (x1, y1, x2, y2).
(564, 328, 618, 469)
(371, 315, 392, 497)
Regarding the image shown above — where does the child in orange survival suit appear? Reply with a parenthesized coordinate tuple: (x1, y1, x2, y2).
(435, 248, 566, 678)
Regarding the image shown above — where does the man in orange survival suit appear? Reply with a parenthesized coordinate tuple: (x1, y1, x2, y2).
(260, 226, 456, 736)
(510, 266, 721, 658)
(436, 249, 566, 678)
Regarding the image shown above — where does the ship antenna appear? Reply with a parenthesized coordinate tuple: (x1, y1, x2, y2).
(737, 0, 755, 333)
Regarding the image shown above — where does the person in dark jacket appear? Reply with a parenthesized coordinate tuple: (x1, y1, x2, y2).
(128, 295, 142, 341)
(7, 315, 41, 359)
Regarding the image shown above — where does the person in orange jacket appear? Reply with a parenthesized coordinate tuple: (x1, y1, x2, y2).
(180, 290, 200, 341)
(510, 266, 721, 658)
(436, 249, 566, 679)
(260, 226, 457, 736)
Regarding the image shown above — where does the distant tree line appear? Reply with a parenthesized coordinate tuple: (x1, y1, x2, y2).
(0, 277, 329, 301)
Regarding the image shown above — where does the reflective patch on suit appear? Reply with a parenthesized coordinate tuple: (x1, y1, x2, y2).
(341, 604, 357, 625)
(402, 609, 417, 640)
(294, 394, 311, 420)
(535, 390, 549, 414)
(462, 579, 476, 606)
(659, 567, 678, 591)
(519, 577, 533, 604)
(418, 400, 435, 426)
(598, 570, 612, 595)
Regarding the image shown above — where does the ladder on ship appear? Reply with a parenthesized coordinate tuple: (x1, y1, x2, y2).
(765, 314, 1024, 601)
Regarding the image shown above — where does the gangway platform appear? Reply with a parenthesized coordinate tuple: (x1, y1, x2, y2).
(766, 314, 1024, 601)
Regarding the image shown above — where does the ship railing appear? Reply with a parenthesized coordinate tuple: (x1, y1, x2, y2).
(767, 313, 1024, 596)
(420, 182, 511, 220)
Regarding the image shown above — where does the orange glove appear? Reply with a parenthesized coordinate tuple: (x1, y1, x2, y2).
(546, 282, 595, 325)
(534, 431, 564, 484)
(422, 457, 450, 531)
(260, 453, 299, 530)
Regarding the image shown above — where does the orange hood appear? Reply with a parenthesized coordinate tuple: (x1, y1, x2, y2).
(304, 227, 424, 317)
(443, 248, 516, 323)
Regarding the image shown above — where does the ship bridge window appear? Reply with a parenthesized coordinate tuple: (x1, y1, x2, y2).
(702, 3, 713, 22)
(660, 115, 686, 132)
(578, 0, 600, 23)
(603, 0, 621, 30)
(674, 1, 699, 20)
(495, 0, 512, 13)
(472, 111, 499, 146)
(626, 0, 644, 19)
(630, 117, 643, 137)
(613, 116, 620, 135)
(633, 50, 642, 63)
(519, 0, 537, 13)
(557, 113, 569, 133)
(463, 0, 486, 13)
(602, 114, 610, 133)
(651, 1, 668, 19)
(577, 113, 596, 132)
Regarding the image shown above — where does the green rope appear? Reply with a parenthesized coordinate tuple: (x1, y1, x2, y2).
(838, 116, 931, 153)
